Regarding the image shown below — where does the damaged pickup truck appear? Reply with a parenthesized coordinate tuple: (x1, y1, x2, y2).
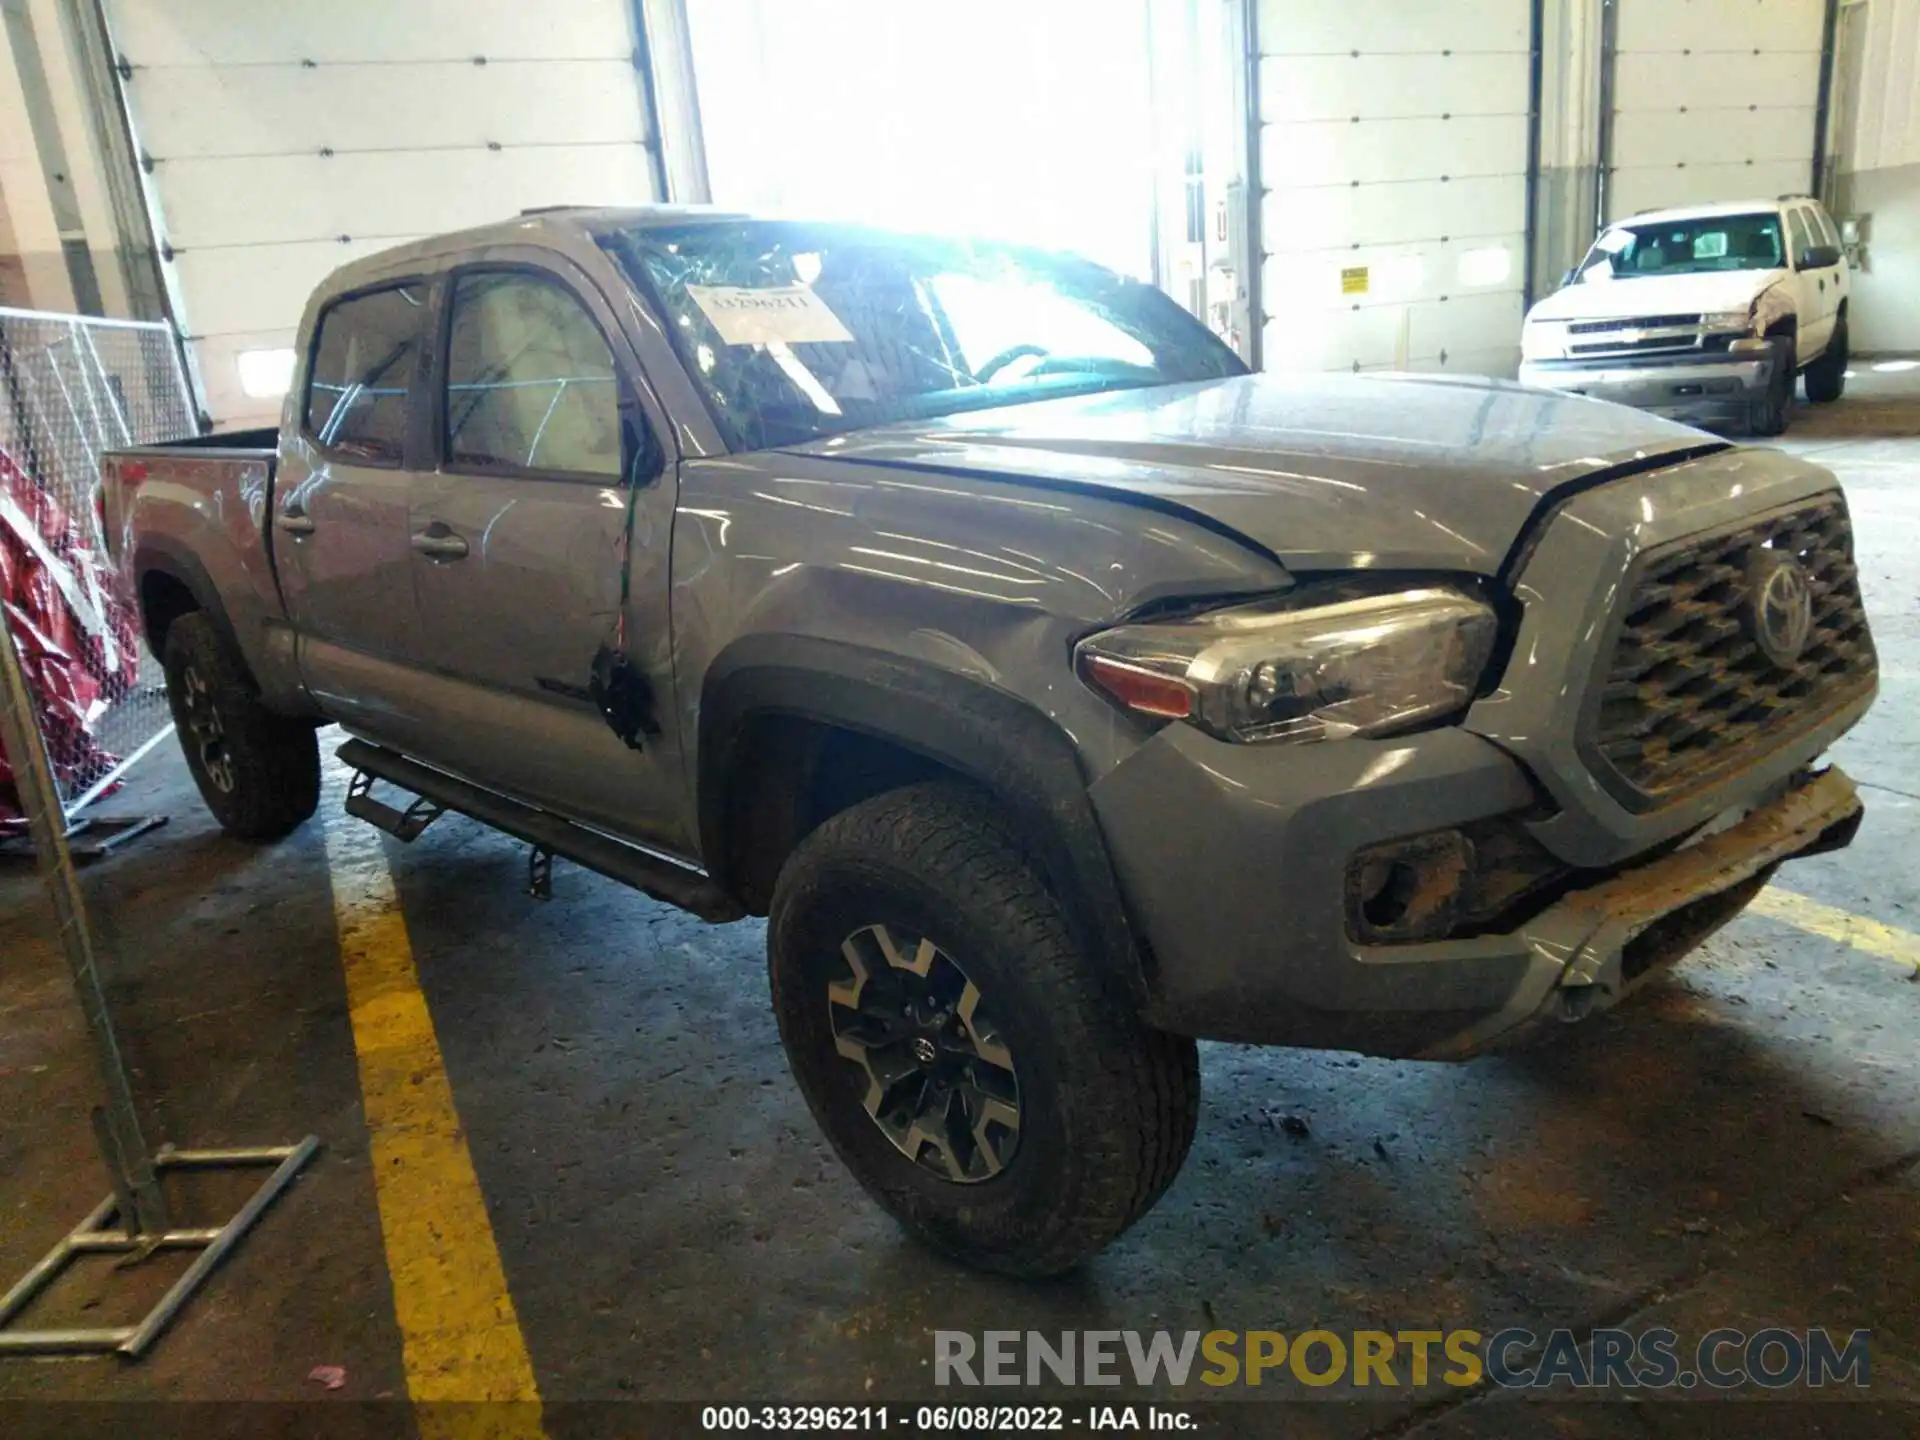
(103, 210, 1878, 1277)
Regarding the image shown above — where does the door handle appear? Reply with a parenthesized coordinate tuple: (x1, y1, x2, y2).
(276, 509, 316, 536)
(410, 526, 469, 560)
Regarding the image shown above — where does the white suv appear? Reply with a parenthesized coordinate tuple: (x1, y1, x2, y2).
(1518, 196, 1850, 436)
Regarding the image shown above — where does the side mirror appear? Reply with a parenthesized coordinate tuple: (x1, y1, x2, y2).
(1799, 243, 1841, 270)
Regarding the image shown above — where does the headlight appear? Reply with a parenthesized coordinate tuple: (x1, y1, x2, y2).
(1701, 309, 1753, 334)
(1075, 586, 1498, 744)
(1520, 322, 1564, 361)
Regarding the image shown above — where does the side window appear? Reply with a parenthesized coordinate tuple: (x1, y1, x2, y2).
(1786, 208, 1816, 267)
(1814, 206, 1842, 250)
(443, 272, 623, 478)
(305, 284, 427, 464)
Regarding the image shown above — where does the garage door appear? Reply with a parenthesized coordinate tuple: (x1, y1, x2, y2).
(1606, 0, 1826, 220)
(101, 0, 661, 427)
(1256, 0, 1533, 377)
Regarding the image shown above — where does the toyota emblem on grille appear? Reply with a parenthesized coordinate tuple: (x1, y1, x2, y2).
(1747, 552, 1814, 666)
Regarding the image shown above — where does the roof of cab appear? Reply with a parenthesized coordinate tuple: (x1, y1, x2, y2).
(315, 204, 754, 294)
(1614, 197, 1801, 227)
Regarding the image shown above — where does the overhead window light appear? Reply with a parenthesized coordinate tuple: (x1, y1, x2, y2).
(1457, 246, 1512, 288)
(237, 347, 297, 398)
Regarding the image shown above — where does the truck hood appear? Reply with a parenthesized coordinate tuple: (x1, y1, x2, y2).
(781, 373, 1718, 575)
(1526, 269, 1785, 323)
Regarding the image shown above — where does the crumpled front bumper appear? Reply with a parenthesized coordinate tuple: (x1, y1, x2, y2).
(1416, 764, 1862, 1058)
(1088, 708, 1863, 1059)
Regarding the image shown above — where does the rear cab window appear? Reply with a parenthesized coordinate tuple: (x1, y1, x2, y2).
(304, 284, 428, 465)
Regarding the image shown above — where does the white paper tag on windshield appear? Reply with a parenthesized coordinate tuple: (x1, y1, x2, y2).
(686, 283, 853, 346)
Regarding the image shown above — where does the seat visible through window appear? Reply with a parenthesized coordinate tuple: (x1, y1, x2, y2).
(444, 273, 623, 478)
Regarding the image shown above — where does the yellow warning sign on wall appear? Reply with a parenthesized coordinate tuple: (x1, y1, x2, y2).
(1340, 265, 1370, 296)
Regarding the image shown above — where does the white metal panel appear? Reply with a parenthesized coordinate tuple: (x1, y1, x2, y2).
(105, 0, 635, 66)
(1259, 53, 1527, 123)
(1606, 0, 1826, 220)
(1261, 176, 1527, 255)
(1615, 0, 1823, 50)
(104, 0, 656, 426)
(1262, 239, 1525, 371)
(1257, 0, 1528, 54)
(152, 148, 655, 250)
(1610, 159, 1813, 218)
(1256, 0, 1531, 376)
(129, 60, 647, 158)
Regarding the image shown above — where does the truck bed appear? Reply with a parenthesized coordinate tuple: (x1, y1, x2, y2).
(100, 431, 279, 570)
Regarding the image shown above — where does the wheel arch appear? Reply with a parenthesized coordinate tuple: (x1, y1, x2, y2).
(698, 633, 1152, 1005)
(131, 537, 240, 662)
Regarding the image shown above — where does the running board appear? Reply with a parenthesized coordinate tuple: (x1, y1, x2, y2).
(336, 739, 744, 923)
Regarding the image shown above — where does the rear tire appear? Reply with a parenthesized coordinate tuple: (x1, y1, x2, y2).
(160, 612, 319, 840)
(1747, 335, 1795, 437)
(1803, 316, 1848, 404)
(768, 781, 1200, 1277)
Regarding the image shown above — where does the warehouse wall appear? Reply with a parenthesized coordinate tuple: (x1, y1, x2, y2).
(1836, 0, 1920, 351)
(1533, 0, 1605, 296)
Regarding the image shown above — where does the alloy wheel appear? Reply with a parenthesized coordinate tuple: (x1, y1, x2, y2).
(827, 922, 1022, 1184)
(178, 663, 237, 794)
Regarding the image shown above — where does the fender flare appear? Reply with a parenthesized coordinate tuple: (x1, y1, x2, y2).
(698, 633, 1152, 1005)
(130, 536, 242, 661)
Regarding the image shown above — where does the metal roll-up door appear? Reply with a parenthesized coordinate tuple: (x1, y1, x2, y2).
(102, 0, 662, 426)
(1256, 0, 1534, 377)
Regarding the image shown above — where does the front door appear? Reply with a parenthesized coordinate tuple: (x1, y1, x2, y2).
(1784, 206, 1835, 359)
(273, 281, 432, 739)
(403, 262, 691, 855)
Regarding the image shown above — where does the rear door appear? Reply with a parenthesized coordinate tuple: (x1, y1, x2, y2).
(403, 258, 690, 851)
(274, 281, 431, 734)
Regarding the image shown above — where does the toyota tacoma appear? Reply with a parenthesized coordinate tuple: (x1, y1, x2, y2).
(103, 209, 1877, 1276)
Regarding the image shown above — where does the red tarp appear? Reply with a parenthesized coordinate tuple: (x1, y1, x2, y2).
(0, 442, 141, 825)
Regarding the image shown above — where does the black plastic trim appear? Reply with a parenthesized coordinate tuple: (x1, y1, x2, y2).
(698, 634, 1152, 1005)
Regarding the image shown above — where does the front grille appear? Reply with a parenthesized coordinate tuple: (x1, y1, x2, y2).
(1567, 313, 1701, 334)
(1568, 335, 1700, 357)
(1585, 494, 1876, 807)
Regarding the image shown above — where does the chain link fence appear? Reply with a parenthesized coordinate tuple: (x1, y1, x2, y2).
(0, 307, 196, 824)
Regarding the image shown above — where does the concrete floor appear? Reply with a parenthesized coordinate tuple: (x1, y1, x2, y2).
(5, 367, 1920, 1436)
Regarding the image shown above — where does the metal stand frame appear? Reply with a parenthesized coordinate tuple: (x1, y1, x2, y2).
(0, 813, 168, 860)
(0, 588, 315, 1359)
(0, 1139, 318, 1356)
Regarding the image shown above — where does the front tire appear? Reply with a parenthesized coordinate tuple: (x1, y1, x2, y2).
(160, 612, 319, 840)
(1747, 334, 1795, 437)
(768, 782, 1199, 1277)
(1803, 316, 1848, 404)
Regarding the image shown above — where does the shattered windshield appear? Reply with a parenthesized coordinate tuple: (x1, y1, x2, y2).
(601, 221, 1245, 452)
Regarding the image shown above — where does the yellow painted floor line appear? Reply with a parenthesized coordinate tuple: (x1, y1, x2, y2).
(320, 762, 547, 1432)
(1749, 886, 1920, 977)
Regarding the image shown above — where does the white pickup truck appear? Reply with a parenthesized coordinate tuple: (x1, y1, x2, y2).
(1519, 196, 1851, 436)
